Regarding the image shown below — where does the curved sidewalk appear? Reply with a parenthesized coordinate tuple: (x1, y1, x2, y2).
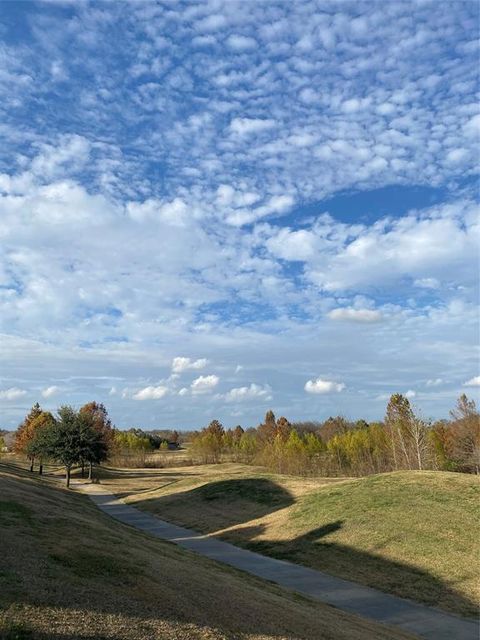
(78, 482, 479, 640)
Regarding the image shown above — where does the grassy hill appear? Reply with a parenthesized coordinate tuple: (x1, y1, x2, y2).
(102, 464, 480, 618)
(0, 464, 413, 640)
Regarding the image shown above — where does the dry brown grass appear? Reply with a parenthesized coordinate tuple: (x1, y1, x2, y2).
(0, 463, 413, 640)
(99, 463, 480, 618)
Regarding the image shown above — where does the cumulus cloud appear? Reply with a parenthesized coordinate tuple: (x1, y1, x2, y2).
(327, 308, 383, 323)
(464, 376, 480, 387)
(0, 1, 477, 427)
(229, 117, 275, 136)
(133, 385, 168, 400)
(226, 34, 257, 51)
(0, 387, 27, 401)
(306, 201, 479, 293)
(266, 228, 315, 261)
(405, 390, 416, 399)
(223, 383, 271, 402)
(191, 374, 219, 394)
(42, 385, 60, 398)
(172, 357, 208, 373)
(304, 379, 345, 394)
(426, 378, 443, 387)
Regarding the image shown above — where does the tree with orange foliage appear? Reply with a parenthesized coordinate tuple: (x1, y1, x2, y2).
(15, 403, 43, 472)
(78, 402, 113, 479)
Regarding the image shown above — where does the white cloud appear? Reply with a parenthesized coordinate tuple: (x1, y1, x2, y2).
(41, 385, 60, 398)
(229, 117, 276, 136)
(172, 357, 208, 373)
(328, 308, 383, 323)
(133, 385, 169, 400)
(405, 390, 416, 399)
(223, 383, 271, 402)
(464, 113, 480, 137)
(195, 14, 228, 32)
(446, 148, 468, 165)
(426, 378, 443, 387)
(464, 376, 480, 387)
(304, 379, 346, 394)
(0, 387, 27, 401)
(127, 197, 188, 226)
(178, 387, 189, 396)
(191, 374, 219, 394)
(306, 201, 479, 293)
(0, 1, 477, 428)
(414, 278, 440, 289)
(226, 34, 257, 51)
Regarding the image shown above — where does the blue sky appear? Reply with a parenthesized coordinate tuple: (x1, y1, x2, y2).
(0, 0, 479, 429)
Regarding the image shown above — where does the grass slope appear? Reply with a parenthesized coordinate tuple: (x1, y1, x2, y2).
(103, 464, 480, 618)
(0, 464, 413, 640)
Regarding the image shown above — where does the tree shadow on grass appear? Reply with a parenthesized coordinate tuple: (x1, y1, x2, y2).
(135, 478, 479, 619)
(230, 523, 479, 619)
(135, 477, 295, 531)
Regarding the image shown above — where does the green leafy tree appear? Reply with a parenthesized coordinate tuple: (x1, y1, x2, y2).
(40, 406, 82, 487)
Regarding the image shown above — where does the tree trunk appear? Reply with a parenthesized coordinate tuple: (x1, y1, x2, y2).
(88, 460, 93, 481)
(39, 460, 43, 475)
(389, 428, 398, 470)
(66, 466, 71, 488)
(397, 426, 412, 469)
(29, 457, 34, 473)
(81, 461, 85, 478)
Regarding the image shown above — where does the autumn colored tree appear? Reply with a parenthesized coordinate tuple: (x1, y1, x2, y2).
(257, 410, 277, 443)
(79, 401, 113, 478)
(275, 416, 292, 441)
(232, 425, 244, 442)
(14, 403, 43, 472)
(449, 394, 480, 473)
(25, 411, 55, 474)
(320, 416, 350, 442)
(192, 420, 225, 463)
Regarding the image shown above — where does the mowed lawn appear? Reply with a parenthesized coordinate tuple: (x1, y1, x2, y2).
(100, 463, 480, 618)
(0, 464, 415, 640)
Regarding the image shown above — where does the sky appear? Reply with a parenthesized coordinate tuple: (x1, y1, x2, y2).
(0, 0, 479, 430)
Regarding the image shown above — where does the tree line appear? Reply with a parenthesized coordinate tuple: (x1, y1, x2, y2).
(191, 394, 480, 476)
(14, 402, 113, 486)
(11, 403, 183, 484)
(9, 393, 479, 481)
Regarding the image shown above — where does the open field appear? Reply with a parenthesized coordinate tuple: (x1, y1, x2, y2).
(95, 462, 480, 618)
(0, 463, 416, 640)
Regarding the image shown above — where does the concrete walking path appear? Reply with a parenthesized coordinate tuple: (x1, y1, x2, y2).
(78, 482, 479, 640)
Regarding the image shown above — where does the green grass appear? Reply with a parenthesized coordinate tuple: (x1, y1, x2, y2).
(0, 501, 33, 527)
(110, 465, 480, 617)
(244, 471, 480, 616)
(0, 464, 412, 640)
(198, 477, 291, 505)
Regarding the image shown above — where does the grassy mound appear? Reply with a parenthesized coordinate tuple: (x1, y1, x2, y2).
(109, 465, 479, 617)
(0, 464, 411, 640)
(245, 471, 480, 617)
